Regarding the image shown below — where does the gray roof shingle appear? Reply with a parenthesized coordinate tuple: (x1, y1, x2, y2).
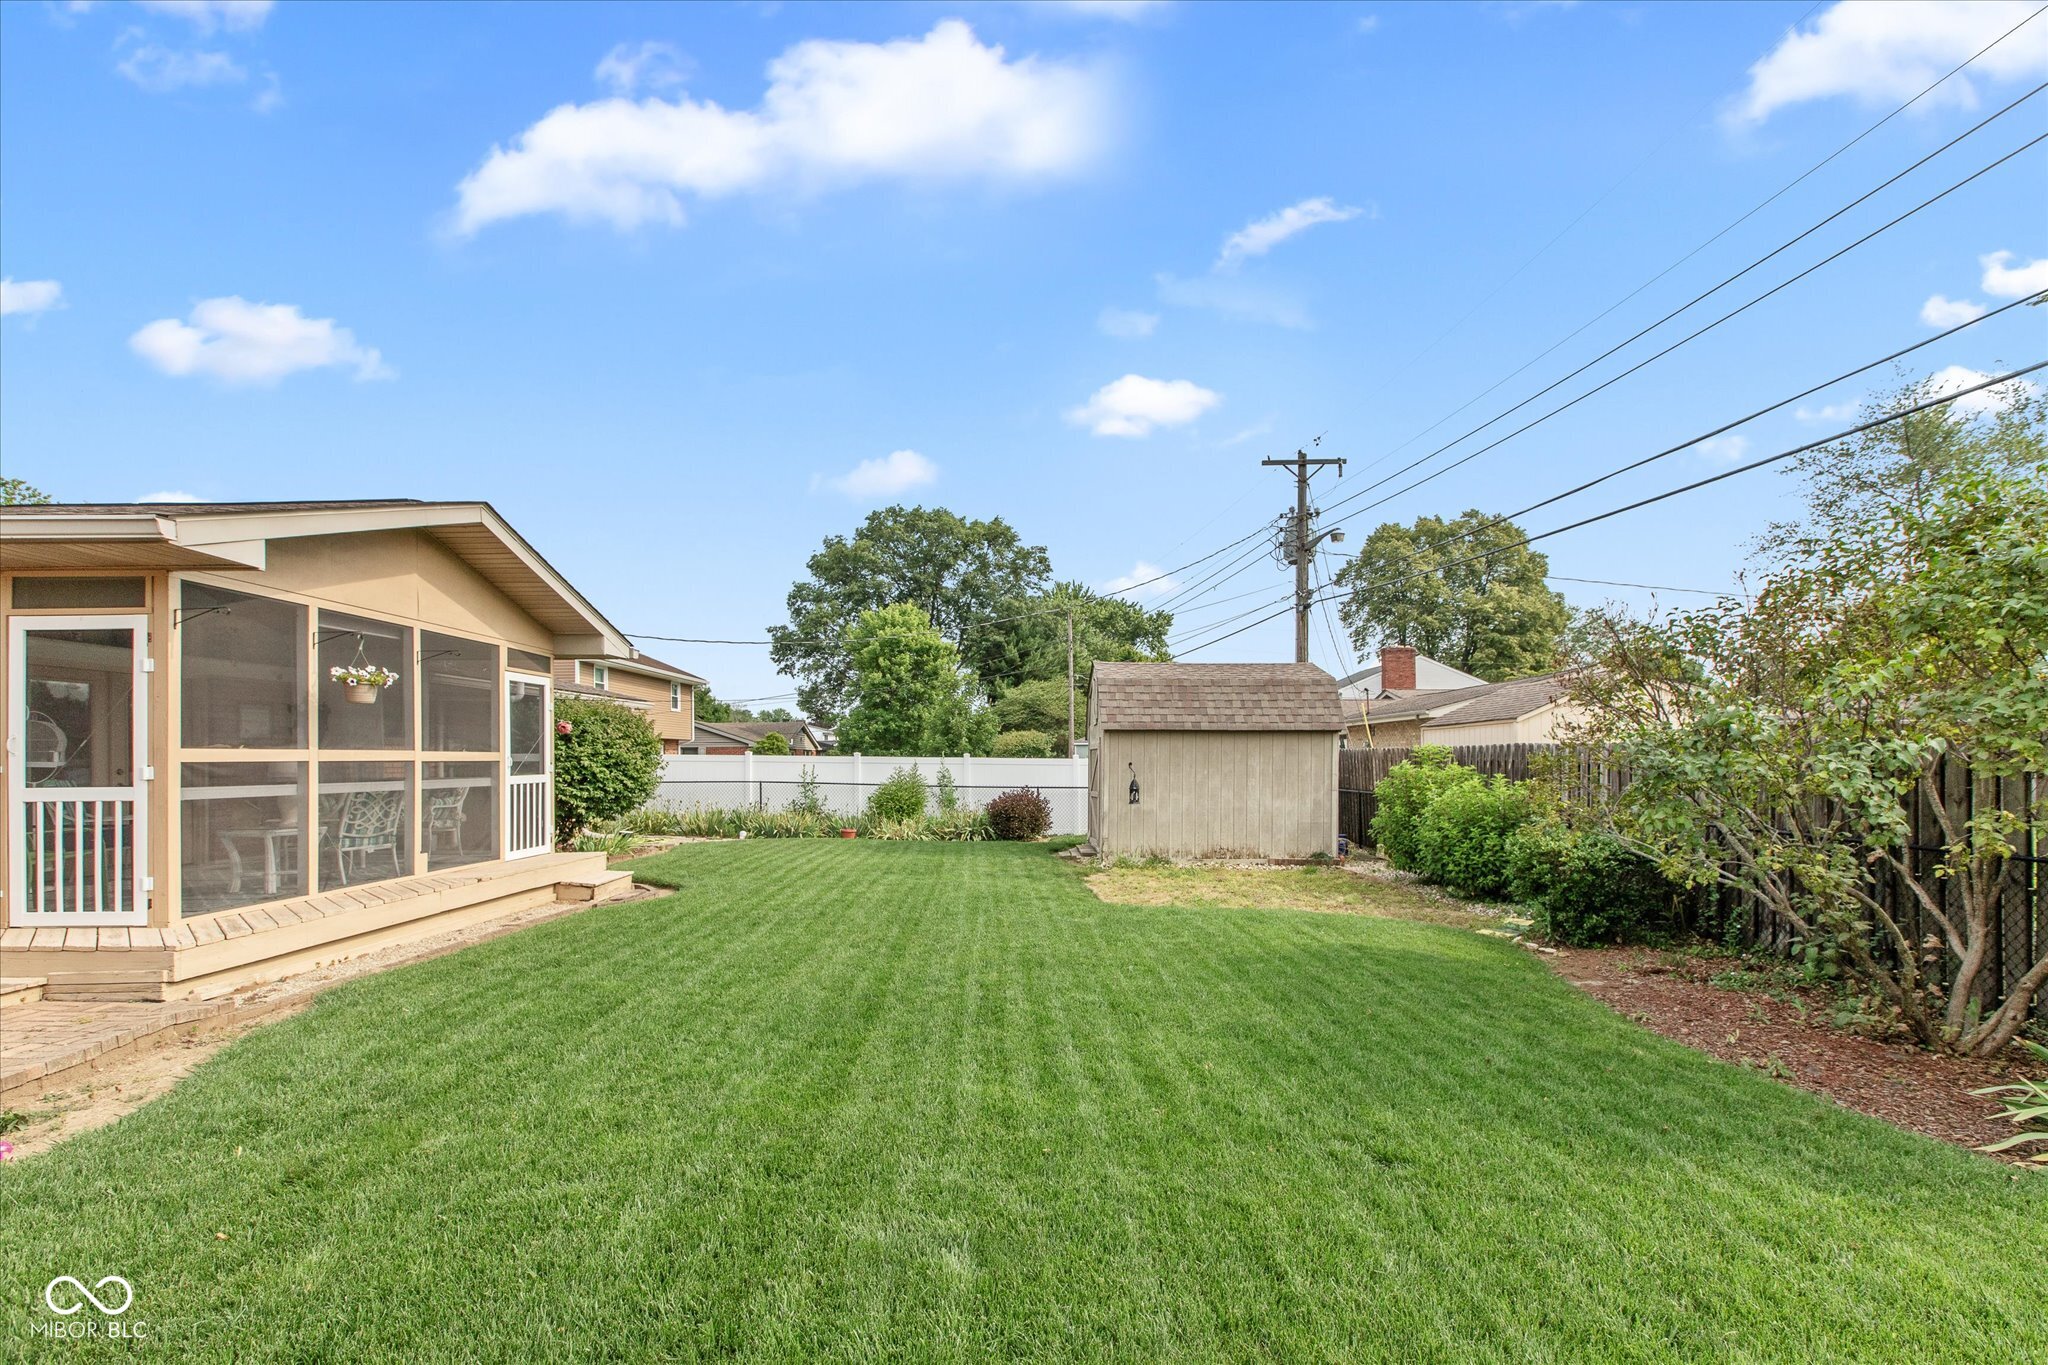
(1366, 673, 1569, 727)
(1091, 661, 1346, 732)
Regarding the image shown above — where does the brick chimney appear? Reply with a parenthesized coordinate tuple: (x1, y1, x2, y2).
(1379, 645, 1417, 692)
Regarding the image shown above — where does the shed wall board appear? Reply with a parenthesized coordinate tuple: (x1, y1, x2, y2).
(1090, 729, 1336, 859)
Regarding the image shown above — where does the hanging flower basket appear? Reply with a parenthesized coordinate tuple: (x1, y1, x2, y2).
(331, 663, 399, 704)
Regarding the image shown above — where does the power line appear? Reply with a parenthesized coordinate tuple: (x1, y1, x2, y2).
(1546, 575, 1747, 598)
(1362, 1, 1832, 410)
(1174, 363, 2045, 657)
(1313, 292, 2040, 580)
(1319, 123, 2048, 531)
(1342, 4, 2047, 487)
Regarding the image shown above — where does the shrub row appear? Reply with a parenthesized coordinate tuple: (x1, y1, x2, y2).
(1369, 745, 1677, 945)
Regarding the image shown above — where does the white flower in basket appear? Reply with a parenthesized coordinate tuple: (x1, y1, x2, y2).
(331, 663, 400, 703)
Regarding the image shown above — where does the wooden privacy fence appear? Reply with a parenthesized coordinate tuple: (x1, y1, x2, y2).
(1338, 743, 2046, 1017)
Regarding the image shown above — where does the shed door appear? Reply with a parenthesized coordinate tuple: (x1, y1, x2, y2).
(7, 616, 150, 926)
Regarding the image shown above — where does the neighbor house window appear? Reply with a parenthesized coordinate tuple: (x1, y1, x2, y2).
(421, 631, 498, 751)
(670, 681, 682, 710)
(317, 610, 412, 750)
(592, 663, 608, 690)
(180, 582, 306, 748)
(180, 762, 308, 914)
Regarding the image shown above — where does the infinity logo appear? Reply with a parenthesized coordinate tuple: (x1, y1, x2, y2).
(43, 1275, 134, 1317)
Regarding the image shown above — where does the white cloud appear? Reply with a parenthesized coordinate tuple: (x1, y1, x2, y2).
(817, 448, 938, 499)
(1926, 363, 2041, 418)
(595, 40, 691, 95)
(1219, 418, 1275, 447)
(134, 1, 273, 33)
(1096, 306, 1158, 338)
(452, 20, 1115, 235)
(129, 297, 393, 386)
(1356, 15, 1381, 34)
(116, 42, 245, 91)
(1067, 374, 1220, 437)
(1980, 249, 2048, 298)
(1694, 433, 1751, 464)
(1919, 294, 1986, 328)
(250, 70, 283, 114)
(1794, 400, 1858, 423)
(1726, 1, 2048, 127)
(1155, 272, 1311, 328)
(1, 278, 64, 316)
(1102, 561, 1180, 599)
(1215, 196, 1366, 271)
(136, 490, 203, 502)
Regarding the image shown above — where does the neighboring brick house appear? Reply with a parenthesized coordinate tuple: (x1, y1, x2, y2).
(677, 719, 828, 755)
(1361, 672, 1581, 747)
(1337, 646, 1487, 748)
(554, 651, 706, 755)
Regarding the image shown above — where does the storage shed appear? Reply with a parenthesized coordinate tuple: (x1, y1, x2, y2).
(1086, 662, 1345, 860)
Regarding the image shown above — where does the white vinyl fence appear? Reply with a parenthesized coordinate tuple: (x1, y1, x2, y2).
(651, 753, 1091, 835)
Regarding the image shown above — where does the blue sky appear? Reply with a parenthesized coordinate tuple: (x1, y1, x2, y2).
(3, 0, 2044, 707)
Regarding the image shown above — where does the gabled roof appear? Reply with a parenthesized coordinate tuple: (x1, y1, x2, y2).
(579, 649, 706, 686)
(1366, 673, 1570, 727)
(1336, 653, 1488, 700)
(1091, 661, 1346, 732)
(0, 499, 629, 658)
(691, 719, 821, 748)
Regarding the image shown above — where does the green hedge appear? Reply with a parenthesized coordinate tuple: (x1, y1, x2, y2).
(1413, 775, 1530, 899)
(554, 697, 663, 845)
(1370, 746, 1478, 871)
(1505, 822, 1678, 946)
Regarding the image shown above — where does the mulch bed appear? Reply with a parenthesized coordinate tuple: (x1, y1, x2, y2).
(1549, 945, 2044, 1162)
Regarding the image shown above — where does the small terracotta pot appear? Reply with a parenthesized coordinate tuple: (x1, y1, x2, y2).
(344, 683, 381, 704)
(839, 828, 858, 839)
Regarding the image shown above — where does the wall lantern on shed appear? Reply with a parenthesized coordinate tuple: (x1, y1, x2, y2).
(1127, 762, 1141, 806)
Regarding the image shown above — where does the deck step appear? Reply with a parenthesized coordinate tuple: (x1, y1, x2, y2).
(0, 977, 48, 1010)
(555, 870, 635, 904)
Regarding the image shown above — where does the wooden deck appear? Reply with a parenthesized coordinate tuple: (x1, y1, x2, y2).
(0, 852, 630, 1002)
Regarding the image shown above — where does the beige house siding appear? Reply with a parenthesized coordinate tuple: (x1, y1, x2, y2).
(1088, 729, 1337, 860)
(1424, 699, 1584, 747)
(253, 530, 555, 655)
(553, 661, 696, 749)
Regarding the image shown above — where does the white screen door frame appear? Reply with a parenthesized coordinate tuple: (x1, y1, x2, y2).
(504, 672, 552, 860)
(7, 614, 151, 927)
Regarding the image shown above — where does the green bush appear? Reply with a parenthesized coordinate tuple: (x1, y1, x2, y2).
(1506, 821, 1677, 946)
(751, 731, 791, 755)
(1370, 746, 1477, 870)
(992, 729, 1055, 758)
(866, 766, 929, 823)
(986, 787, 1052, 841)
(1414, 776, 1531, 899)
(554, 697, 663, 845)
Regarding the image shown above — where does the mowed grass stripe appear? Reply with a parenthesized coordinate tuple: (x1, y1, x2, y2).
(0, 840, 2040, 1361)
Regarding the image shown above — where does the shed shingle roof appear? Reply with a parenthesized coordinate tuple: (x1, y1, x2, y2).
(1091, 661, 1346, 732)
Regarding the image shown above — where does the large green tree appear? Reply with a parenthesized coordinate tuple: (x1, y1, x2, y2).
(1334, 511, 1569, 680)
(834, 603, 996, 756)
(770, 506, 1051, 721)
(961, 580, 1173, 699)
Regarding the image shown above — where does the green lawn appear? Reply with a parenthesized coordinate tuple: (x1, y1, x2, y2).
(3, 842, 2041, 1361)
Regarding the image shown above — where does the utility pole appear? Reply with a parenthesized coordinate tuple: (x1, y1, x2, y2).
(1263, 447, 1346, 662)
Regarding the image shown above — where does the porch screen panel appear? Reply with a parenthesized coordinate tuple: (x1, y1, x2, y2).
(180, 583, 306, 748)
(180, 762, 308, 915)
(421, 632, 498, 752)
(422, 761, 498, 870)
(317, 762, 412, 890)
(318, 610, 413, 750)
